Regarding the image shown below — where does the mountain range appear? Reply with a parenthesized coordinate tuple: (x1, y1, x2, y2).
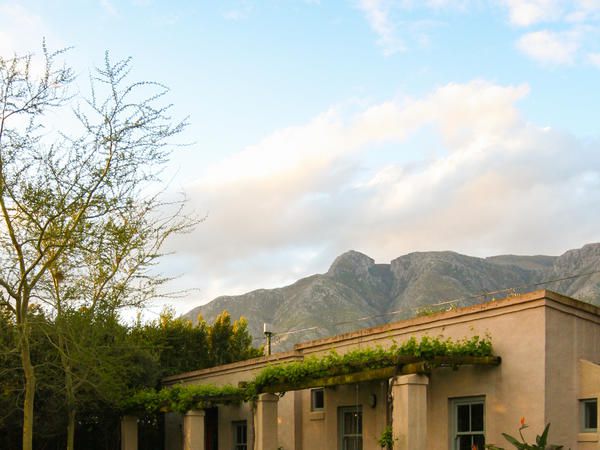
(184, 243, 600, 350)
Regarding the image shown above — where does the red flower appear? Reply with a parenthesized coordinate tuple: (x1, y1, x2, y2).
(520, 416, 526, 427)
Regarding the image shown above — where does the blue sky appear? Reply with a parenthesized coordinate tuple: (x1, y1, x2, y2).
(2, 0, 600, 316)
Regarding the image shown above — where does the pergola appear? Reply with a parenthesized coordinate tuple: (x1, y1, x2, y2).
(120, 354, 501, 450)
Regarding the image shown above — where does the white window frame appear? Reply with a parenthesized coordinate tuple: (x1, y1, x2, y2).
(339, 405, 363, 450)
(311, 387, 325, 411)
(450, 396, 485, 450)
(580, 398, 598, 432)
(232, 420, 247, 450)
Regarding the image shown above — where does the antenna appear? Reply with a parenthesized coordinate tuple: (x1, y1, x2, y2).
(263, 323, 273, 356)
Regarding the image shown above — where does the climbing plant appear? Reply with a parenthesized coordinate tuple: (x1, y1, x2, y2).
(127, 384, 246, 414)
(126, 334, 495, 414)
(249, 334, 492, 394)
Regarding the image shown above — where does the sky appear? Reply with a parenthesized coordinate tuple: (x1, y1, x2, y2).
(1, 0, 600, 317)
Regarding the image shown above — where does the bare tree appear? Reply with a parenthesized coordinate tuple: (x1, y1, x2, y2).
(0, 45, 193, 450)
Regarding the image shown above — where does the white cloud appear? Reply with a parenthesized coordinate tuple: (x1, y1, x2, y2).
(501, 0, 565, 26)
(355, 0, 465, 55)
(171, 80, 600, 307)
(498, 0, 600, 67)
(517, 29, 581, 64)
(352, 0, 600, 67)
(587, 51, 600, 66)
(357, 0, 405, 55)
(500, 0, 600, 25)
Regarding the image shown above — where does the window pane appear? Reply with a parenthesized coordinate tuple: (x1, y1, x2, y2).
(471, 403, 484, 432)
(457, 404, 470, 432)
(312, 388, 325, 410)
(343, 411, 362, 434)
(343, 412, 354, 433)
(473, 434, 485, 449)
(343, 437, 363, 450)
(585, 400, 598, 429)
(453, 398, 485, 450)
(233, 421, 247, 446)
(457, 436, 472, 450)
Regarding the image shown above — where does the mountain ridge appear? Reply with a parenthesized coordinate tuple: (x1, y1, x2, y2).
(184, 243, 600, 349)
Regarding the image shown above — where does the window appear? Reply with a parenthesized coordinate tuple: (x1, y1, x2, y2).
(311, 388, 325, 411)
(232, 421, 247, 450)
(339, 406, 362, 450)
(581, 399, 598, 432)
(451, 397, 485, 450)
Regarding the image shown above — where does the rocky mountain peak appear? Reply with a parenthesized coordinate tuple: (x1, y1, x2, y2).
(185, 243, 600, 350)
(556, 243, 600, 267)
(327, 250, 375, 278)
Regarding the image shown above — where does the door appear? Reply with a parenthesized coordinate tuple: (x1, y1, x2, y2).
(205, 407, 219, 450)
(339, 406, 363, 450)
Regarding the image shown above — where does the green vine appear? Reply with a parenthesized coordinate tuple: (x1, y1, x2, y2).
(126, 334, 493, 414)
(377, 426, 394, 449)
(126, 384, 246, 414)
(249, 334, 492, 395)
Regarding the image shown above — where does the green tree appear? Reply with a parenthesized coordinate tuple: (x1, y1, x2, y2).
(208, 311, 262, 366)
(131, 308, 262, 378)
(0, 45, 190, 450)
(131, 308, 211, 377)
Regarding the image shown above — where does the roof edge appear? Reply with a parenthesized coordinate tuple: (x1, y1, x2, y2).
(162, 350, 303, 384)
(293, 289, 599, 351)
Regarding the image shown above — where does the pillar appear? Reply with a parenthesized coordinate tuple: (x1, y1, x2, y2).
(164, 412, 183, 450)
(391, 374, 429, 450)
(121, 416, 138, 450)
(183, 409, 206, 450)
(254, 393, 279, 450)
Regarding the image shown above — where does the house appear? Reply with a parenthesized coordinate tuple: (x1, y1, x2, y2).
(121, 290, 600, 450)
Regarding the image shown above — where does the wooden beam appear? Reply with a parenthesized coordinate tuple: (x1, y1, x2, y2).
(431, 355, 502, 366)
(261, 366, 398, 393)
(251, 355, 501, 394)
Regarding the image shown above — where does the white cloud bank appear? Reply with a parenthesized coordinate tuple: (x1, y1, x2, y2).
(354, 0, 600, 67)
(171, 80, 600, 307)
(517, 29, 581, 64)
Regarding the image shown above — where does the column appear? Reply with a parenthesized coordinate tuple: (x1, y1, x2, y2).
(391, 374, 429, 450)
(254, 393, 279, 450)
(120, 416, 138, 450)
(183, 409, 206, 450)
(164, 412, 183, 450)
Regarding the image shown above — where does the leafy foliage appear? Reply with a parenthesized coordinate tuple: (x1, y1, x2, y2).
(250, 334, 492, 395)
(128, 384, 246, 414)
(486, 420, 566, 450)
(377, 426, 394, 449)
(0, 304, 260, 450)
(131, 309, 263, 378)
(129, 334, 494, 414)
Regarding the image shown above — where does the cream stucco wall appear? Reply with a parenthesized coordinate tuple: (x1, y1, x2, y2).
(294, 295, 549, 450)
(300, 381, 388, 450)
(162, 290, 600, 450)
(578, 360, 600, 450)
(545, 301, 600, 449)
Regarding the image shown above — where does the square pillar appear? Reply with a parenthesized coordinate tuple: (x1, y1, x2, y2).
(121, 416, 138, 450)
(391, 374, 429, 450)
(254, 393, 279, 450)
(164, 412, 183, 450)
(183, 409, 206, 450)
